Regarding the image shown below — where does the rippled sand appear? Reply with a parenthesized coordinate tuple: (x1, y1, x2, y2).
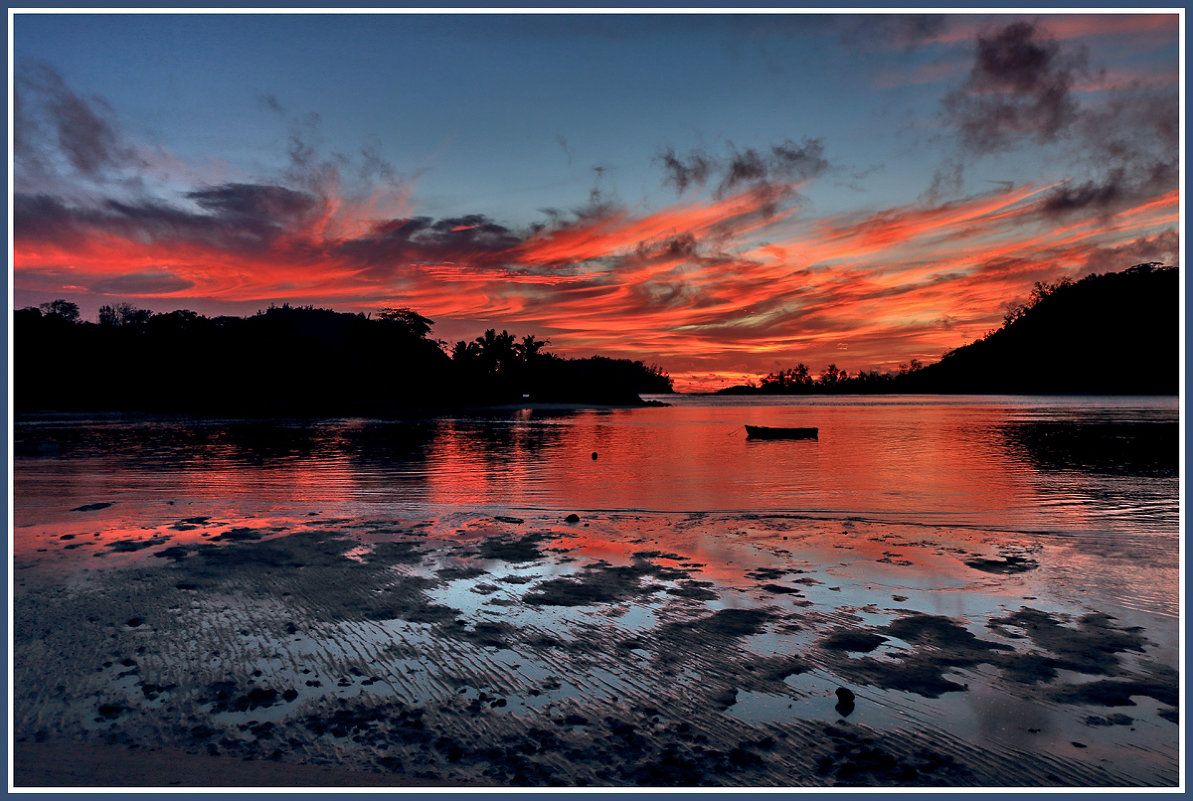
(12, 508, 1179, 787)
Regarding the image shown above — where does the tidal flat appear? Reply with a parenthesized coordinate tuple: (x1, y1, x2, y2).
(12, 506, 1179, 787)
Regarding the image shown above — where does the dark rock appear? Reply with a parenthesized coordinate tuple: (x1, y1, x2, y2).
(835, 687, 856, 713)
(479, 532, 549, 563)
(210, 527, 266, 542)
(96, 703, 124, 719)
(965, 554, 1039, 574)
(436, 566, 487, 580)
(71, 502, 113, 512)
(822, 630, 887, 653)
(108, 537, 171, 552)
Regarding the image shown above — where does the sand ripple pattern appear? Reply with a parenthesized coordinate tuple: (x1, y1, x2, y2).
(13, 512, 1179, 787)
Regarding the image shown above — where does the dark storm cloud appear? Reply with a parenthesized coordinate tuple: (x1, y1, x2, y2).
(379, 215, 522, 251)
(658, 138, 829, 198)
(99, 198, 207, 238)
(19, 193, 206, 244)
(101, 187, 318, 249)
(941, 19, 1177, 221)
(15, 183, 322, 252)
(1072, 89, 1179, 176)
(16, 175, 541, 284)
(186, 183, 319, 229)
(722, 148, 768, 190)
(1080, 229, 1179, 275)
(943, 21, 1089, 153)
(16, 63, 137, 177)
(13, 194, 86, 244)
(15, 193, 218, 251)
(658, 147, 712, 194)
(635, 233, 701, 263)
(1033, 89, 1177, 220)
(766, 139, 830, 183)
(89, 271, 196, 295)
(1039, 176, 1123, 216)
(12, 79, 38, 171)
(342, 214, 525, 274)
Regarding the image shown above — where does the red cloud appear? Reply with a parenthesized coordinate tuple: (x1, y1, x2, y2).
(13, 176, 1177, 391)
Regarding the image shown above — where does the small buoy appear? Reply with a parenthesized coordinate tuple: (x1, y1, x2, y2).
(591, 451, 598, 460)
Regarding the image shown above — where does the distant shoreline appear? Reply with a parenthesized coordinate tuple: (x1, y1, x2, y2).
(12, 397, 670, 424)
(14, 391, 1180, 425)
(703, 388, 1180, 398)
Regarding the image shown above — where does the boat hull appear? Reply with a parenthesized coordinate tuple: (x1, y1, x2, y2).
(745, 424, 818, 440)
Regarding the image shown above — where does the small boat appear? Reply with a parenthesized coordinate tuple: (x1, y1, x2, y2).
(745, 424, 818, 440)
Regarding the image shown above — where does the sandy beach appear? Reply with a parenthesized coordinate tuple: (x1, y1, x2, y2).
(12, 505, 1179, 788)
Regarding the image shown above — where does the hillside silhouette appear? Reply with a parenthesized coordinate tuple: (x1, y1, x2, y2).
(907, 263, 1177, 394)
(720, 263, 1178, 396)
(14, 303, 673, 415)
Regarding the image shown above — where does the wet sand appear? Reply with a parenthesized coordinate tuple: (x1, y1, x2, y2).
(11, 509, 1179, 787)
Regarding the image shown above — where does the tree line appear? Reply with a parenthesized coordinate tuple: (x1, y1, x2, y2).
(720, 358, 928, 395)
(14, 302, 673, 415)
(721, 263, 1178, 396)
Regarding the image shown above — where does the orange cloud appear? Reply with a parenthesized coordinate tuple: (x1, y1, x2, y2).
(13, 173, 1178, 391)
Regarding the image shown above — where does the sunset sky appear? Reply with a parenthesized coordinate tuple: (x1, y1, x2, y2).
(10, 12, 1181, 390)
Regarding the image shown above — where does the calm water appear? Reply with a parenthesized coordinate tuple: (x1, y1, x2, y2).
(14, 394, 1179, 539)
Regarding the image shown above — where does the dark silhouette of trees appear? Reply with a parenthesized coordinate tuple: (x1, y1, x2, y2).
(1001, 277, 1074, 327)
(376, 307, 435, 339)
(760, 363, 811, 390)
(448, 329, 671, 405)
(15, 301, 673, 415)
(98, 302, 153, 328)
(728, 361, 900, 395)
(721, 263, 1177, 396)
(38, 299, 79, 323)
(452, 329, 521, 376)
(529, 355, 672, 404)
(906, 263, 1177, 394)
(819, 364, 844, 387)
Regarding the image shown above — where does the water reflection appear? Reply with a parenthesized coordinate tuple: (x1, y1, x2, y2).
(13, 396, 1179, 539)
(999, 419, 1178, 476)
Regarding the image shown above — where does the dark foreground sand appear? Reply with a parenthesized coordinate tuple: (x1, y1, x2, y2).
(14, 740, 415, 787)
(11, 510, 1180, 788)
